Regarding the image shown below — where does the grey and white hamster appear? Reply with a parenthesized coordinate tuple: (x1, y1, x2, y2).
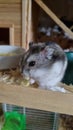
(20, 42, 67, 92)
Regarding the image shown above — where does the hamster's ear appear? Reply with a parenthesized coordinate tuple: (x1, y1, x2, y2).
(40, 46, 54, 60)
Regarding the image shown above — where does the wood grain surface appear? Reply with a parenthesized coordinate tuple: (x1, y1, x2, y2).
(0, 82, 73, 115)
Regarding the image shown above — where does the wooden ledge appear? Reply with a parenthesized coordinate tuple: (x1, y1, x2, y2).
(0, 82, 73, 115)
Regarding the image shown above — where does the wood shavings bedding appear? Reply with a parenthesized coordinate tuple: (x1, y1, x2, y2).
(0, 115, 4, 130)
(0, 69, 29, 86)
(60, 114, 73, 130)
(0, 69, 38, 88)
(0, 68, 73, 92)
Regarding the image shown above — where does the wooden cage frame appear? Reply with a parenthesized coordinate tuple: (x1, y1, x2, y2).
(0, 0, 73, 115)
(0, 1, 73, 129)
(0, 81, 73, 116)
(23, 0, 73, 48)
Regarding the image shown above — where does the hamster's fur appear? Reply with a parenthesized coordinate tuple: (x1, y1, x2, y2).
(20, 42, 67, 92)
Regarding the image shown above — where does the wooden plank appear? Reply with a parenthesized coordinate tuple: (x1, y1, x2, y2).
(0, 4, 21, 26)
(22, 0, 38, 49)
(58, 118, 66, 130)
(14, 27, 22, 46)
(34, 0, 73, 39)
(27, 0, 32, 49)
(0, 4, 21, 13)
(0, 82, 73, 115)
(0, 23, 13, 28)
(22, 0, 39, 49)
(27, 0, 39, 48)
(31, 1, 40, 42)
(22, 0, 28, 48)
(9, 25, 14, 45)
(0, 0, 21, 4)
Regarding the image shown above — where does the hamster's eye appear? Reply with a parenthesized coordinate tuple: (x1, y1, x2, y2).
(29, 61, 35, 67)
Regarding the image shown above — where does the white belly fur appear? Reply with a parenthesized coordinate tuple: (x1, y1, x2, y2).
(34, 61, 67, 92)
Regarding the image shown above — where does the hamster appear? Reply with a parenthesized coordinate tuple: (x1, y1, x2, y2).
(20, 42, 67, 92)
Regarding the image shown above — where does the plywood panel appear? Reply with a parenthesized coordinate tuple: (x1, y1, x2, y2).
(22, 0, 29, 48)
(0, 4, 21, 26)
(14, 27, 22, 46)
(22, 0, 40, 48)
(0, 82, 73, 116)
(0, 4, 21, 12)
(0, 0, 21, 4)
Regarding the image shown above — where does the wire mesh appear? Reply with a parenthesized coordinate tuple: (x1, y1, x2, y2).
(2, 104, 59, 130)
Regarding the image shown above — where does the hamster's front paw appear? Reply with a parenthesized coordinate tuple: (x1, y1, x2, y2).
(30, 78, 35, 84)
